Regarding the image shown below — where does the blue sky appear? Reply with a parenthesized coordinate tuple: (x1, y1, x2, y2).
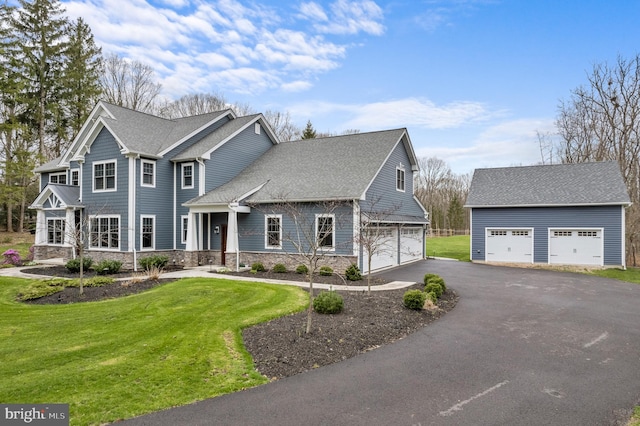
(60, 0, 640, 174)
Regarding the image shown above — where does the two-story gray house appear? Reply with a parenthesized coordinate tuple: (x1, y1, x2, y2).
(30, 102, 429, 272)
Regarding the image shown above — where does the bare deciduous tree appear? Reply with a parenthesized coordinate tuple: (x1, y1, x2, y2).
(100, 53, 161, 113)
(554, 54, 640, 265)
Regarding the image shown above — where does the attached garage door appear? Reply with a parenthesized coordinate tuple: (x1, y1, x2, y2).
(400, 227, 423, 264)
(363, 228, 397, 273)
(485, 228, 533, 263)
(549, 229, 603, 266)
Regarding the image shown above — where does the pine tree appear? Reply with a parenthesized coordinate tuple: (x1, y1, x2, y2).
(301, 120, 317, 139)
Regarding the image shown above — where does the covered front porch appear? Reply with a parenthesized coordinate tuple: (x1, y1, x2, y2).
(182, 202, 249, 270)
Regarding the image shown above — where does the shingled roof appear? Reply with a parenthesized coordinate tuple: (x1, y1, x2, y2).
(185, 128, 412, 205)
(465, 161, 631, 207)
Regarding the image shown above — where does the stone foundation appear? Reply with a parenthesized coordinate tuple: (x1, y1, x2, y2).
(33, 245, 73, 261)
(238, 251, 357, 273)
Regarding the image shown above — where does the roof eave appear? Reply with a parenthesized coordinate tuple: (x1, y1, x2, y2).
(464, 202, 632, 208)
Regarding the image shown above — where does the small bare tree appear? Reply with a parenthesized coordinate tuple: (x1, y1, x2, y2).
(251, 198, 350, 334)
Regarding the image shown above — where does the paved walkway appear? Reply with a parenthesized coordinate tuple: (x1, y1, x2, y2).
(0, 259, 416, 292)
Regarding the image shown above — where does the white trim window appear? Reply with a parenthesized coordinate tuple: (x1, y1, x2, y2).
(265, 215, 282, 249)
(181, 215, 188, 244)
(255, 122, 261, 134)
(396, 166, 405, 192)
(49, 172, 67, 185)
(70, 169, 79, 186)
(93, 160, 117, 192)
(47, 218, 65, 245)
(181, 163, 194, 189)
(141, 215, 155, 250)
(316, 214, 335, 250)
(141, 159, 156, 188)
(89, 215, 120, 249)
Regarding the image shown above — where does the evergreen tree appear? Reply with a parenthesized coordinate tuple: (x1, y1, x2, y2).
(61, 17, 102, 147)
(301, 120, 317, 139)
(11, 0, 69, 160)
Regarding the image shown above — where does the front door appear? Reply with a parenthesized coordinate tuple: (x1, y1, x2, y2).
(221, 225, 227, 266)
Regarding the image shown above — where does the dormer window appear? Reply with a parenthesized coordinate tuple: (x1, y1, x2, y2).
(396, 166, 405, 192)
(50, 172, 67, 185)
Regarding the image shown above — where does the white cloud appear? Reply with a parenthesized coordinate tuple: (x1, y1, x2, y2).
(416, 118, 556, 173)
(299, 0, 385, 35)
(289, 97, 500, 131)
(61, 0, 372, 98)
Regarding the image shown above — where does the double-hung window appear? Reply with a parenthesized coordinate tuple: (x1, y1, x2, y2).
(93, 160, 116, 191)
(181, 215, 189, 244)
(316, 214, 335, 250)
(141, 160, 155, 187)
(90, 216, 120, 249)
(70, 169, 79, 186)
(396, 166, 405, 192)
(182, 163, 194, 189)
(265, 215, 282, 249)
(141, 215, 155, 250)
(47, 218, 65, 245)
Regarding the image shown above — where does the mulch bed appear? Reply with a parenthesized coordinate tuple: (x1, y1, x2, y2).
(223, 269, 391, 287)
(19, 265, 458, 380)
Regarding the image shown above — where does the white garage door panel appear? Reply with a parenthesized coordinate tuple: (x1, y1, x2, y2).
(363, 228, 397, 273)
(549, 229, 602, 266)
(486, 229, 533, 263)
(400, 227, 423, 264)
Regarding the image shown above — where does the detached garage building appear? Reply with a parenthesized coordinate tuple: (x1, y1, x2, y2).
(465, 162, 631, 268)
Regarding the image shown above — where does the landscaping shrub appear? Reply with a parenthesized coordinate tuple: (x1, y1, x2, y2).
(403, 289, 426, 310)
(423, 273, 440, 285)
(296, 264, 308, 274)
(18, 281, 65, 301)
(65, 257, 93, 273)
(272, 263, 287, 273)
(251, 262, 266, 272)
(2, 249, 23, 266)
(313, 290, 344, 314)
(425, 291, 438, 304)
(95, 259, 123, 275)
(425, 282, 444, 299)
(345, 264, 362, 281)
(319, 266, 333, 276)
(138, 255, 168, 271)
(427, 276, 446, 293)
(86, 276, 115, 287)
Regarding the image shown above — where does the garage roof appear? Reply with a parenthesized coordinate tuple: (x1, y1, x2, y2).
(465, 161, 631, 207)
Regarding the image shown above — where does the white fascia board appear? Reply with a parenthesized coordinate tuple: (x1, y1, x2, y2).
(399, 130, 420, 171)
(464, 202, 633, 208)
(158, 110, 236, 157)
(62, 102, 115, 164)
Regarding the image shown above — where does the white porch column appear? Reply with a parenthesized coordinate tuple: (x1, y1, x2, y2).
(64, 208, 75, 246)
(185, 211, 198, 251)
(226, 207, 238, 254)
(36, 210, 47, 245)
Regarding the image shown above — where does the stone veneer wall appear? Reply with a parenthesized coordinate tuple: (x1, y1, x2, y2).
(238, 251, 357, 273)
(33, 245, 73, 261)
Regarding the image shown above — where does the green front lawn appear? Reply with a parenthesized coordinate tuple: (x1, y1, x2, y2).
(590, 267, 640, 285)
(0, 277, 307, 425)
(426, 235, 470, 261)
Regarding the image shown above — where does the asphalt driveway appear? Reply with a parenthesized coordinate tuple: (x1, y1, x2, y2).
(120, 260, 640, 425)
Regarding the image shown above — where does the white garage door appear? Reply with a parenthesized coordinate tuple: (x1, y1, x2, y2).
(486, 228, 533, 263)
(549, 229, 603, 266)
(363, 228, 397, 273)
(400, 227, 423, 264)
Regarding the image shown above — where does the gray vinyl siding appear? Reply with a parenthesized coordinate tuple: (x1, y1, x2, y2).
(137, 157, 173, 250)
(175, 161, 200, 248)
(205, 124, 274, 191)
(238, 202, 355, 255)
(81, 127, 129, 251)
(470, 206, 625, 265)
(363, 140, 425, 218)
